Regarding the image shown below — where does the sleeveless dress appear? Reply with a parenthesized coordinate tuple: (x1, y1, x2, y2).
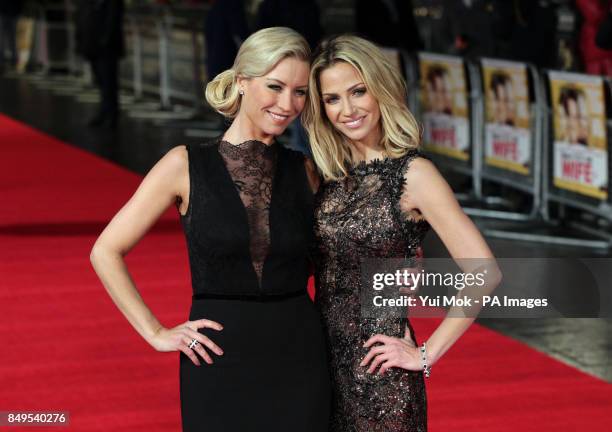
(179, 138, 331, 432)
(313, 150, 431, 432)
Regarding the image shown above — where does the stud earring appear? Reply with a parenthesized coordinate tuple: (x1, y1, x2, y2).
(239, 89, 244, 95)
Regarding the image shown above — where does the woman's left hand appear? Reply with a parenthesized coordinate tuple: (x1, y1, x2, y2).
(360, 334, 422, 375)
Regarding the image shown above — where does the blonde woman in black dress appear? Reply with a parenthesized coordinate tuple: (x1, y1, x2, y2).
(90, 27, 330, 431)
(302, 35, 501, 431)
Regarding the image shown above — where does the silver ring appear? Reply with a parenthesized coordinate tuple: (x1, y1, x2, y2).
(188, 339, 199, 349)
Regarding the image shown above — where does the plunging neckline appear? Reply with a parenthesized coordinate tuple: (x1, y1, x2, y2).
(213, 137, 281, 291)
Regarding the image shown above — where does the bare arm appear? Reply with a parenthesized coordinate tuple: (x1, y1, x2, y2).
(363, 157, 501, 375)
(89, 146, 223, 365)
(402, 157, 501, 365)
(90, 145, 188, 342)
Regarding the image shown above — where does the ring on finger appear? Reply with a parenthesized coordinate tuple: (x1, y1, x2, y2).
(188, 339, 199, 349)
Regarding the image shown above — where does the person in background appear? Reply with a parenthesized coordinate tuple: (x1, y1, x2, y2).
(204, 0, 249, 129)
(255, 0, 322, 155)
(256, 0, 321, 50)
(75, 0, 125, 129)
(576, 0, 612, 76)
(205, 0, 249, 81)
(595, 0, 612, 50)
(355, 0, 423, 52)
(493, 0, 557, 69)
(440, 0, 502, 59)
(0, 0, 24, 73)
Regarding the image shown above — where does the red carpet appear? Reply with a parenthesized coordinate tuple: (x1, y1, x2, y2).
(1, 114, 610, 431)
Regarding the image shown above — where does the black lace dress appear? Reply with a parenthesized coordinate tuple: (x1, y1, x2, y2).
(313, 150, 431, 432)
(179, 138, 331, 432)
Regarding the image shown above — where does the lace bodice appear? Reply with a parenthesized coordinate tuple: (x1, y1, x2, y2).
(314, 149, 430, 267)
(313, 149, 431, 431)
(180, 138, 314, 298)
(218, 139, 276, 286)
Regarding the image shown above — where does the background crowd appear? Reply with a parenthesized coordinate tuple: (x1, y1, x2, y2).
(1, 0, 612, 77)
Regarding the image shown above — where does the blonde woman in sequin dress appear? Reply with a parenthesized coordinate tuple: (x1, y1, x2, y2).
(302, 35, 501, 431)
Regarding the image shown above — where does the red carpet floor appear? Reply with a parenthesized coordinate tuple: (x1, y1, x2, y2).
(1, 114, 610, 431)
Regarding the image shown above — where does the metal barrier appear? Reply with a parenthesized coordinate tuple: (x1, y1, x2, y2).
(120, 5, 209, 121)
(35, 0, 73, 72)
(124, 13, 143, 99)
(165, 11, 206, 106)
(413, 52, 478, 197)
(540, 72, 612, 247)
(409, 52, 611, 249)
(411, 54, 526, 215)
(120, 8, 164, 110)
(464, 58, 545, 221)
(16, 1, 91, 94)
(542, 73, 611, 216)
(477, 72, 611, 249)
(15, 3, 612, 249)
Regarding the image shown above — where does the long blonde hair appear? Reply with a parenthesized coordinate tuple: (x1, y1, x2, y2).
(205, 27, 311, 118)
(302, 35, 421, 181)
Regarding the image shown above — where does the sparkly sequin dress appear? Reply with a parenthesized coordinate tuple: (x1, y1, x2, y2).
(179, 138, 331, 432)
(313, 150, 431, 432)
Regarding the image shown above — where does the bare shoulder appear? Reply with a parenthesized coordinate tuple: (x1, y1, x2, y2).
(161, 144, 188, 173)
(402, 154, 494, 260)
(404, 156, 441, 186)
(91, 145, 192, 254)
(304, 156, 321, 194)
(402, 155, 454, 206)
(155, 145, 189, 208)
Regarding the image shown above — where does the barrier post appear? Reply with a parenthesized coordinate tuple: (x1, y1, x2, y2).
(157, 9, 171, 110)
(132, 15, 143, 100)
(485, 71, 611, 249)
(462, 59, 545, 221)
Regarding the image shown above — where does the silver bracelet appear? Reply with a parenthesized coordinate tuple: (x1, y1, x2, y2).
(420, 342, 431, 378)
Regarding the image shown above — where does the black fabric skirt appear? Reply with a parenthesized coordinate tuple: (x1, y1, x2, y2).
(179, 292, 332, 432)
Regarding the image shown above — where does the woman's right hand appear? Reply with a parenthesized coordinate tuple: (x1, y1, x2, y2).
(149, 319, 224, 366)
